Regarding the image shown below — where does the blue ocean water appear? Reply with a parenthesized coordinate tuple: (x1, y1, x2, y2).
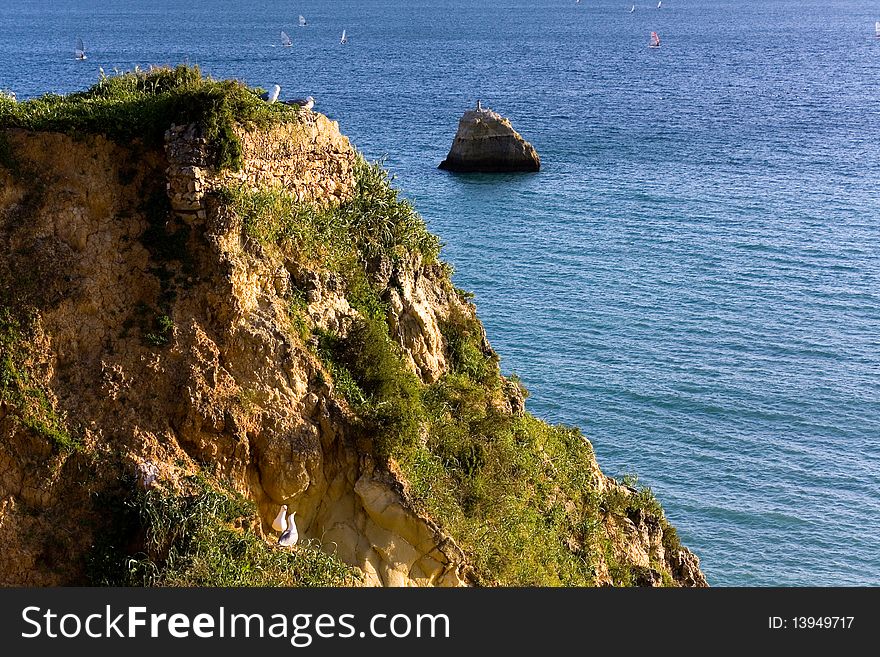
(2, 0, 879, 586)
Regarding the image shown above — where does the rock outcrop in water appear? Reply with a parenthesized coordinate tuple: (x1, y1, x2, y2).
(0, 68, 704, 587)
(439, 102, 541, 173)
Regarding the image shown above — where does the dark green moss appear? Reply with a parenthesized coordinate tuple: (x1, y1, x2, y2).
(143, 313, 174, 347)
(0, 306, 80, 451)
(0, 130, 19, 174)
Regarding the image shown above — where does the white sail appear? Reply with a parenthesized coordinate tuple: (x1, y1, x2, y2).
(299, 15, 307, 27)
(630, 4, 635, 12)
(340, 29, 347, 44)
(649, 31, 661, 48)
(876, 21, 880, 37)
(281, 30, 292, 47)
(75, 37, 86, 60)
(657, 1, 662, 7)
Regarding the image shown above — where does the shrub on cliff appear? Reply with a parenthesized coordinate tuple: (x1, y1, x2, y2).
(227, 155, 441, 267)
(0, 65, 296, 170)
(89, 476, 359, 587)
(318, 318, 424, 458)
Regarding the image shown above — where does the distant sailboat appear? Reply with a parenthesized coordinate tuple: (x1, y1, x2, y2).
(630, 4, 635, 12)
(657, 0, 662, 8)
(875, 21, 880, 38)
(299, 15, 307, 27)
(340, 29, 347, 44)
(281, 30, 292, 47)
(649, 31, 661, 48)
(75, 37, 86, 60)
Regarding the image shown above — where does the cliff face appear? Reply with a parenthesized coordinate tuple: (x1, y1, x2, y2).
(0, 107, 705, 587)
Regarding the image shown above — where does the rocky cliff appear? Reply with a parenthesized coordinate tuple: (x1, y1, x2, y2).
(0, 68, 705, 587)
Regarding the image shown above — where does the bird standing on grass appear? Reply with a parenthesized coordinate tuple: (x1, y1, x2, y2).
(272, 504, 288, 532)
(260, 84, 281, 103)
(278, 511, 299, 546)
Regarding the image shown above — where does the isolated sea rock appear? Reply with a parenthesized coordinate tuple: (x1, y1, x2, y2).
(439, 102, 540, 173)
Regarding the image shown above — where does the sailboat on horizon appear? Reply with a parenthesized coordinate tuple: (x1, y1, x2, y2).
(299, 15, 307, 27)
(657, 1, 662, 8)
(75, 37, 86, 60)
(340, 29, 348, 44)
(281, 30, 292, 47)
(649, 31, 661, 48)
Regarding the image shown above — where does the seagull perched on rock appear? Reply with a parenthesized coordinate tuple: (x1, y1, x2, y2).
(271, 504, 288, 532)
(259, 84, 281, 103)
(277, 511, 299, 546)
(283, 95, 314, 110)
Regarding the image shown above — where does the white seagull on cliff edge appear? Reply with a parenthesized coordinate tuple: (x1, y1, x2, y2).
(260, 84, 281, 103)
(272, 504, 288, 532)
(277, 511, 299, 546)
(284, 95, 314, 110)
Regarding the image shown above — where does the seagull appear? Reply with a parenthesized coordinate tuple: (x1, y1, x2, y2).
(284, 95, 314, 110)
(277, 511, 298, 546)
(271, 504, 288, 532)
(259, 84, 281, 103)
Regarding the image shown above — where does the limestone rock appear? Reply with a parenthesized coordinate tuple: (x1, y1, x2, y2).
(439, 103, 540, 173)
(0, 123, 473, 587)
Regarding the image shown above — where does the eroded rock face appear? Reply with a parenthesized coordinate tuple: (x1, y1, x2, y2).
(0, 123, 474, 587)
(597, 482, 709, 588)
(439, 104, 540, 173)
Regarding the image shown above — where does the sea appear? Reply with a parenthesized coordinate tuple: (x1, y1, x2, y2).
(2, 0, 878, 587)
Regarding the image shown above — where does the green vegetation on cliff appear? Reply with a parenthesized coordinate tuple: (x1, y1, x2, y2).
(228, 154, 681, 586)
(0, 65, 296, 170)
(0, 307, 79, 452)
(89, 476, 359, 587)
(225, 156, 441, 266)
(225, 153, 442, 321)
(321, 308, 610, 585)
